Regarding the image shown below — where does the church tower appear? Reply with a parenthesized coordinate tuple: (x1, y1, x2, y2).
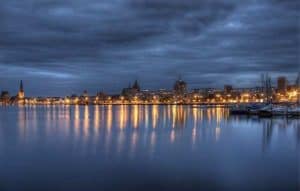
(18, 80, 25, 99)
(132, 80, 140, 92)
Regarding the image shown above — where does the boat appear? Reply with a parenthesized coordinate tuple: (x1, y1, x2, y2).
(258, 104, 291, 117)
(288, 107, 300, 117)
(230, 105, 249, 115)
(258, 104, 273, 117)
(248, 103, 267, 115)
(271, 105, 288, 116)
(230, 103, 266, 115)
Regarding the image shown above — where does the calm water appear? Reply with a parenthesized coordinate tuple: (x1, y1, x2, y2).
(0, 105, 299, 191)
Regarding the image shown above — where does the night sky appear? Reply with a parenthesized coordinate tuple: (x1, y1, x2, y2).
(0, 0, 299, 96)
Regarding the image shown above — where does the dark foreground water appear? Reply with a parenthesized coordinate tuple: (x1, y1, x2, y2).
(0, 105, 299, 191)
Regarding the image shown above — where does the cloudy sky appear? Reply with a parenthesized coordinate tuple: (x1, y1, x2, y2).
(0, 0, 299, 96)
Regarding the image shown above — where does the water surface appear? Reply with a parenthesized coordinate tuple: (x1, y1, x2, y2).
(0, 105, 299, 191)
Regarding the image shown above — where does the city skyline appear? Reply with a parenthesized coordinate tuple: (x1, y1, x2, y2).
(1, 73, 299, 97)
(1, 73, 299, 106)
(0, 0, 299, 96)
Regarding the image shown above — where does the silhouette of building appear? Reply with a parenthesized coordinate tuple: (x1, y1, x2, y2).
(80, 90, 89, 104)
(173, 78, 187, 94)
(296, 73, 300, 88)
(122, 80, 141, 98)
(18, 80, 25, 99)
(224, 85, 233, 94)
(132, 80, 140, 92)
(0, 91, 10, 104)
(277, 76, 287, 93)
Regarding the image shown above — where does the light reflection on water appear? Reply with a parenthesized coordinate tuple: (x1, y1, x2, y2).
(0, 105, 299, 191)
(9, 105, 300, 153)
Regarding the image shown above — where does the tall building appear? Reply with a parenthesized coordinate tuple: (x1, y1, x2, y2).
(173, 78, 187, 94)
(277, 76, 287, 93)
(296, 73, 300, 88)
(224, 85, 233, 94)
(132, 80, 141, 92)
(122, 80, 141, 98)
(18, 80, 25, 99)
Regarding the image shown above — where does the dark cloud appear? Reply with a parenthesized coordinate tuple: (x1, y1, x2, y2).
(0, 0, 299, 96)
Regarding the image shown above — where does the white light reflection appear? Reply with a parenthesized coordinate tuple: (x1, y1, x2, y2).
(170, 129, 175, 143)
(74, 105, 80, 139)
(18, 105, 26, 143)
(152, 105, 159, 128)
(129, 130, 138, 158)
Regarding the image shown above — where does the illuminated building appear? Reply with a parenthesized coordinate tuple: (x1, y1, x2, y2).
(80, 90, 89, 105)
(0, 91, 10, 104)
(96, 92, 108, 104)
(121, 80, 141, 102)
(0, 74, 299, 106)
(18, 80, 25, 99)
(13, 80, 25, 105)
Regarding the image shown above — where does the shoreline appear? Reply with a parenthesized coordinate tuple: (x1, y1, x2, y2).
(0, 102, 297, 107)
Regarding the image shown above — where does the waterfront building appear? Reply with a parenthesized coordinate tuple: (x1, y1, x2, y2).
(0, 74, 299, 106)
(224, 85, 233, 94)
(17, 80, 25, 99)
(96, 92, 109, 104)
(80, 90, 89, 105)
(296, 73, 300, 88)
(13, 80, 26, 104)
(70, 94, 79, 104)
(0, 91, 10, 104)
(132, 80, 141, 92)
(173, 78, 187, 95)
(277, 76, 287, 94)
(189, 89, 202, 103)
(121, 80, 141, 100)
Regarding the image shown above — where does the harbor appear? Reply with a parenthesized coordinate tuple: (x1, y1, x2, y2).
(229, 103, 300, 118)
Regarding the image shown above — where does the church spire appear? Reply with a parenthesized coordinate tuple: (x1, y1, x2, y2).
(18, 80, 25, 99)
(132, 80, 140, 91)
(20, 80, 24, 92)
